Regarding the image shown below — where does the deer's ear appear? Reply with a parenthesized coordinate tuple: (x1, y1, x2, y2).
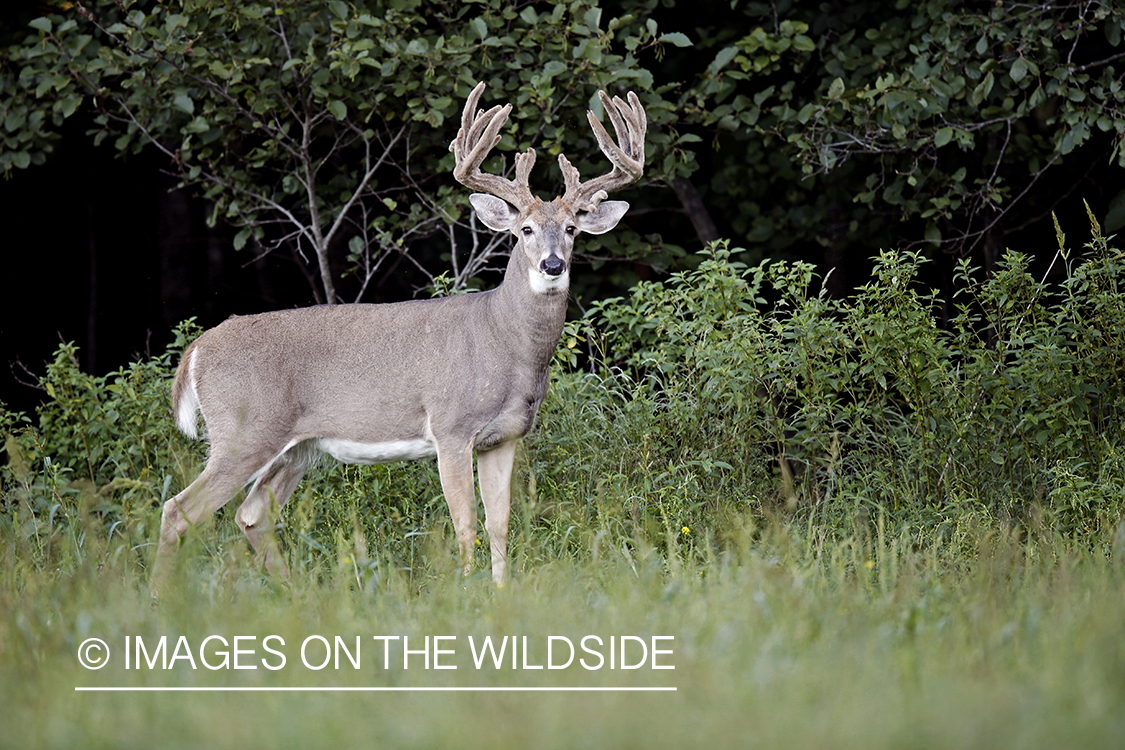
(470, 193, 521, 232)
(576, 201, 629, 235)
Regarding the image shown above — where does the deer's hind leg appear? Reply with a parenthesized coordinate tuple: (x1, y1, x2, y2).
(234, 441, 318, 578)
(153, 447, 274, 596)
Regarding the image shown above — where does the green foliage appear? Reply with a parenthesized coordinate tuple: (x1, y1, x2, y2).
(1, 320, 203, 573)
(577, 222, 1125, 543)
(1, 0, 682, 302)
(5, 1, 1125, 299)
(681, 0, 1125, 258)
(6, 0, 1125, 303)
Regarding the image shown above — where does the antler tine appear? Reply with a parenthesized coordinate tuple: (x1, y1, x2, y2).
(450, 82, 537, 211)
(459, 79, 488, 135)
(560, 89, 647, 212)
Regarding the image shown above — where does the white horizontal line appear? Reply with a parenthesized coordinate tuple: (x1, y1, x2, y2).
(75, 686, 677, 692)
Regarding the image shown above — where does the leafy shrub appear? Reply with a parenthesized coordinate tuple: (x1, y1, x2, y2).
(1, 321, 203, 573)
(573, 214, 1125, 546)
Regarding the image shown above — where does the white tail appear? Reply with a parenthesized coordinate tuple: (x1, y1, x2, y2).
(152, 81, 646, 594)
(174, 348, 201, 439)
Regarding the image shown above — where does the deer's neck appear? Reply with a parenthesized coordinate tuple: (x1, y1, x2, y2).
(489, 249, 569, 371)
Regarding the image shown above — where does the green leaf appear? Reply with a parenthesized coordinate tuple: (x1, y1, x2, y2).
(58, 94, 81, 118)
(29, 17, 52, 33)
(792, 35, 816, 52)
(924, 221, 941, 245)
(328, 100, 347, 120)
(884, 90, 914, 110)
(173, 94, 194, 116)
(348, 235, 364, 256)
(827, 77, 845, 99)
(970, 72, 994, 106)
(183, 117, 210, 134)
(1010, 57, 1029, 84)
(934, 127, 953, 148)
(233, 228, 252, 251)
(428, 95, 452, 111)
(584, 7, 602, 31)
(585, 40, 602, 64)
(659, 32, 692, 48)
(709, 46, 739, 74)
(1106, 20, 1122, 47)
(5, 110, 27, 132)
(328, 1, 348, 21)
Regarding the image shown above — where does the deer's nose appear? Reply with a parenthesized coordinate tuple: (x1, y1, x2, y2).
(541, 256, 566, 276)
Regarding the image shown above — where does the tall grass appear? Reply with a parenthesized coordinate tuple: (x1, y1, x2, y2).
(1, 512, 1122, 748)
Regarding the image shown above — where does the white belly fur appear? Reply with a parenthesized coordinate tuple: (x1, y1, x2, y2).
(316, 437, 436, 465)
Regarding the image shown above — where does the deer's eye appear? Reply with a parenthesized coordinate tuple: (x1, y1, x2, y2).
(565, 225, 576, 236)
(521, 226, 533, 236)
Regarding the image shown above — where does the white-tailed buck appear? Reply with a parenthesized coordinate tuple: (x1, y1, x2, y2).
(153, 81, 646, 592)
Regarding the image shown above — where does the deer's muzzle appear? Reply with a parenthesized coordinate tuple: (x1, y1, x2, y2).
(541, 256, 566, 276)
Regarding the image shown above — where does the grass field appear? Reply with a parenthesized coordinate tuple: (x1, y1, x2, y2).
(2, 515, 1123, 749)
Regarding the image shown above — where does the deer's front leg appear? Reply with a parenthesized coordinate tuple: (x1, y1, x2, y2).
(477, 440, 516, 585)
(435, 444, 478, 576)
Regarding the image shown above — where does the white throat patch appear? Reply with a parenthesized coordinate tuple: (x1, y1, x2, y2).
(528, 267, 569, 294)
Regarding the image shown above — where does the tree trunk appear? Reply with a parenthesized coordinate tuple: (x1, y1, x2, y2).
(315, 241, 336, 304)
(673, 176, 720, 247)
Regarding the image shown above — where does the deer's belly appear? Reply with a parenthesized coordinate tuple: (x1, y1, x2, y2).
(317, 437, 436, 465)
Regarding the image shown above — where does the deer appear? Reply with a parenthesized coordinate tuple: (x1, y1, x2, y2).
(151, 81, 646, 594)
